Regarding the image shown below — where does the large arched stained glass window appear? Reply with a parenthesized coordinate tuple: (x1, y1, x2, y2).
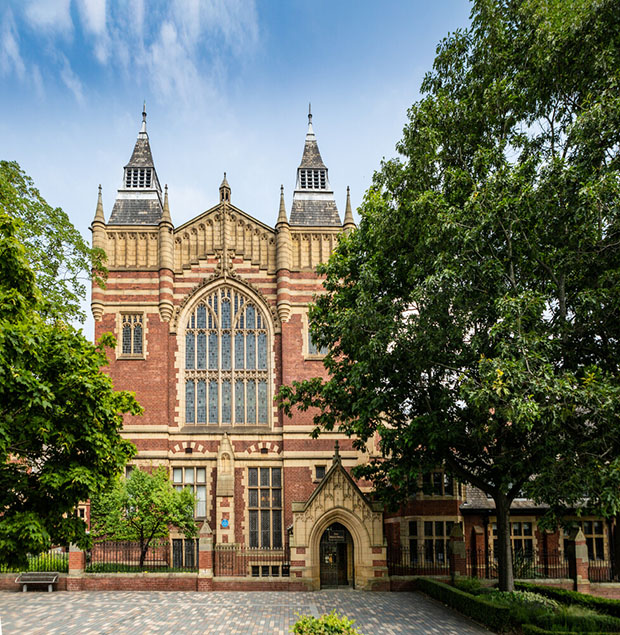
(184, 287, 270, 426)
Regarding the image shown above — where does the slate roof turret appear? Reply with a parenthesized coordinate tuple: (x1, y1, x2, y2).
(109, 105, 164, 225)
(290, 108, 341, 227)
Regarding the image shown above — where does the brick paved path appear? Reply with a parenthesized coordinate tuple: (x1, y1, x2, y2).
(0, 590, 491, 634)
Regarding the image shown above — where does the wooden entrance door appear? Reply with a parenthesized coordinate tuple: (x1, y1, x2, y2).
(319, 523, 353, 588)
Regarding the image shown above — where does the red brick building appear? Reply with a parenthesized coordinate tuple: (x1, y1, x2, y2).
(90, 110, 614, 590)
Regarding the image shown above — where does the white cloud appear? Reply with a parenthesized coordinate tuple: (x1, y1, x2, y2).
(23, 0, 73, 36)
(0, 9, 25, 79)
(60, 54, 84, 103)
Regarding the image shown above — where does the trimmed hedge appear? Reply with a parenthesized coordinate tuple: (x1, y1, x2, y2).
(416, 578, 512, 631)
(523, 626, 619, 635)
(516, 582, 620, 618)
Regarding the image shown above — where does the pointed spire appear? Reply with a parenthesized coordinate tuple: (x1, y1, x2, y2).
(220, 172, 231, 203)
(343, 186, 355, 231)
(93, 184, 105, 223)
(276, 185, 288, 226)
(160, 184, 172, 224)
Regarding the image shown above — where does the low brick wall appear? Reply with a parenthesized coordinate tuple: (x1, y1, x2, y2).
(68, 573, 198, 592)
(212, 577, 310, 591)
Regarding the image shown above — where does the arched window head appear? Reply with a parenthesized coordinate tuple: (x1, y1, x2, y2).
(184, 287, 270, 426)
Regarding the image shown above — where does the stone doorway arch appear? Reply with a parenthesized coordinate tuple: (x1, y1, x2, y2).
(290, 445, 388, 590)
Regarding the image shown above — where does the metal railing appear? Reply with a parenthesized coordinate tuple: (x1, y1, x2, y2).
(86, 539, 198, 573)
(588, 558, 618, 582)
(466, 549, 570, 580)
(214, 544, 290, 578)
(387, 545, 450, 577)
(0, 550, 69, 573)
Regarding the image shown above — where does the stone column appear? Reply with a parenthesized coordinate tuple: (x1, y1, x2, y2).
(67, 544, 85, 591)
(449, 523, 467, 581)
(566, 528, 590, 593)
(197, 522, 214, 591)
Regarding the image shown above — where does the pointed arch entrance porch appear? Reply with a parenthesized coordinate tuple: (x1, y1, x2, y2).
(289, 444, 389, 590)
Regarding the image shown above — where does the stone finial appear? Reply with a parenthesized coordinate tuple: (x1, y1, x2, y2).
(333, 440, 341, 464)
(161, 184, 172, 225)
(220, 172, 231, 203)
(343, 186, 355, 232)
(93, 184, 105, 224)
(276, 185, 288, 226)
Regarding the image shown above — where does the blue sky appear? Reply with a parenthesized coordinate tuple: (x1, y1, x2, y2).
(1, 0, 472, 336)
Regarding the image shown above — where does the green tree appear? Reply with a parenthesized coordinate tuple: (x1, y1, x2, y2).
(279, 0, 620, 591)
(0, 160, 105, 323)
(90, 467, 197, 567)
(0, 211, 141, 568)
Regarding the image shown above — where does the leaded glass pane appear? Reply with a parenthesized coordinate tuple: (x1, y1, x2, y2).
(133, 324, 142, 354)
(196, 380, 206, 423)
(197, 305, 206, 329)
(209, 380, 218, 423)
(208, 333, 218, 369)
(248, 468, 258, 487)
(246, 305, 255, 329)
(221, 300, 231, 329)
(261, 510, 270, 547)
(196, 486, 206, 517)
(272, 511, 282, 548)
(222, 380, 231, 424)
(235, 380, 244, 424)
(173, 468, 182, 483)
(272, 468, 281, 487)
(235, 333, 244, 369)
(249, 510, 258, 547)
(185, 333, 195, 369)
(260, 467, 270, 487)
(186, 381, 195, 423)
(185, 467, 194, 484)
(258, 380, 267, 424)
(257, 333, 267, 369)
(196, 468, 206, 483)
(197, 332, 206, 369)
(249, 489, 258, 507)
(221, 333, 231, 370)
(246, 334, 256, 369)
(260, 489, 270, 507)
(122, 324, 132, 354)
(272, 489, 281, 507)
(247, 380, 256, 423)
(212, 294, 219, 318)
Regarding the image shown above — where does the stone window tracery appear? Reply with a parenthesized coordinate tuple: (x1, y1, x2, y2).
(184, 287, 270, 426)
(121, 314, 143, 356)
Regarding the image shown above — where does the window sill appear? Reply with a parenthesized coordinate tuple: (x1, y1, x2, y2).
(117, 354, 146, 361)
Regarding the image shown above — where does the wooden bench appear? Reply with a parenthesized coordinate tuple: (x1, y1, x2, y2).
(15, 572, 59, 592)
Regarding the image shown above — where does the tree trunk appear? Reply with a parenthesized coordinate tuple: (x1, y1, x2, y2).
(495, 495, 514, 591)
(139, 539, 147, 568)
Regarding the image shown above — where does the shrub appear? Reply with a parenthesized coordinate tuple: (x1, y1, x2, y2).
(454, 577, 483, 594)
(484, 591, 560, 611)
(516, 583, 620, 619)
(532, 604, 620, 633)
(291, 611, 363, 634)
(416, 578, 512, 631)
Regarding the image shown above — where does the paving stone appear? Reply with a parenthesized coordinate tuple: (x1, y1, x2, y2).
(0, 590, 491, 634)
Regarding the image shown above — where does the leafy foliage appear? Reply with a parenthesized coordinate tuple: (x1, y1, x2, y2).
(278, 0, 620, 591)
(291, 611, 364, 635)
(0, 211, 140, 568)
(0, 160, 105, 323)
(90, 466, 197, 566)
